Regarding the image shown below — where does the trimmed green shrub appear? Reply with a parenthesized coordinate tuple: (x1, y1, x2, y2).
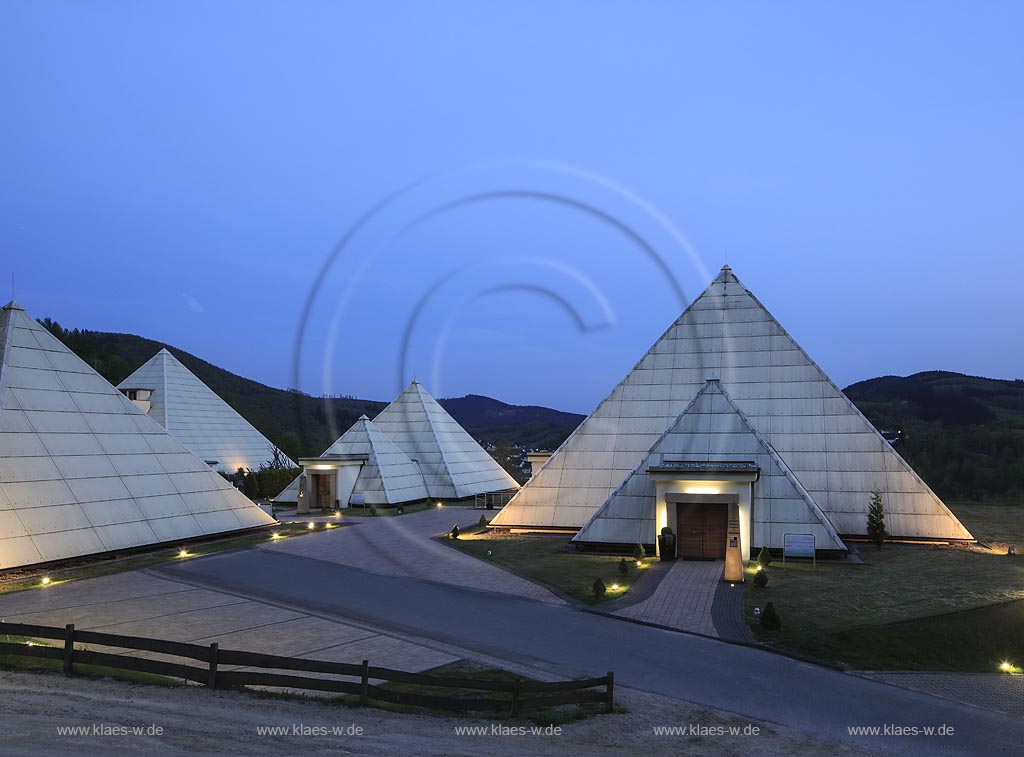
(760, 602, 781, 630)
(633, 543, 646, 562)
(592, 578, 607, 598)
(757, 546, 772, 567)
(369, 507, 377, 517)
(618, 557, 630, 577)
(753, 568, 769, 588)
(450, 524, 460, 539)
(479, 514, 487, 527)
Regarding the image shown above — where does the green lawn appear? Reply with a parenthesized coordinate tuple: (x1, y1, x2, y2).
(0, 521, 318, 595)
(744, 503, 1024, 671)
(444, 527, 649, 605)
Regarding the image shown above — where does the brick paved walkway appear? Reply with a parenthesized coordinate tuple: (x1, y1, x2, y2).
(613, 560, 724, 636)
(269, 507, 562, 604)
(0, 570, 459, 677)
(861, 671, 1024, 718)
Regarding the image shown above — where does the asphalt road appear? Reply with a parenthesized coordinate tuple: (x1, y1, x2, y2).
(161, 547, 1020, 756)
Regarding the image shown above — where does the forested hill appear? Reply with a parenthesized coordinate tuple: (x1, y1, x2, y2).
(38, 321, 583, 461)
(843, 371, 1024, 503)
(438, 395, 584, 451)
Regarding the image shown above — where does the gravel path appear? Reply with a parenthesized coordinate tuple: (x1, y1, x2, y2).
(0, 669, 881, 756)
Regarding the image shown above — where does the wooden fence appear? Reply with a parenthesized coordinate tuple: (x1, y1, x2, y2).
(0, 621, 613, 715)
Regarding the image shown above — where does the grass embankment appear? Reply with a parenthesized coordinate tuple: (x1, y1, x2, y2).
(0, 635, 184, 688)
(744, 503, 1024, 671)
(349, 661, 611, 725)
(0, 521, 319, 595)
(444, 525, 650, 605)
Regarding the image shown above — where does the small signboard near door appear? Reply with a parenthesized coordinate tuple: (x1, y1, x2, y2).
(783, 533, 815, 564)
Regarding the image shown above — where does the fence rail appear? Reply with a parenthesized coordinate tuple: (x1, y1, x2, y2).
(0, 621, 612, 715)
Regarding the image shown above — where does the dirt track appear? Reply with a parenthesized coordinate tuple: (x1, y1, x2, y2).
(0, 669, 878, 756)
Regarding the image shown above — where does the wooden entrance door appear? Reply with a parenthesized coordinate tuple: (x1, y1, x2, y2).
(315, 475, 332, 510)
(675, 502, 728, 559)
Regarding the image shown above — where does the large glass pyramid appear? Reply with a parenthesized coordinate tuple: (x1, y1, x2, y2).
(0, 302, 276, 570)
(118, 349, 296, 474)
(275, 415, 429, 506)
(491, 267, 973, 547)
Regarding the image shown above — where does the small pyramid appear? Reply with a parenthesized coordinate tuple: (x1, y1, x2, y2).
(275, 415, 428, 506)
(492, 267, 972, 546)
(118, 349, 296, 473)
(371, 381, 520, 499)
(0, 302, 275, 570)
(576, 380, 846, 549)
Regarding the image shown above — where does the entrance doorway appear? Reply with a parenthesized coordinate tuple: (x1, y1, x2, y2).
(675, 502, 728, 559)
(314, 474, 333, 510)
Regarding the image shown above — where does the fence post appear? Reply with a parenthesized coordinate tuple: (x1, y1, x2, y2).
(511, 677, 521, 717)
(208, 643, 219, 689)
(605, 671, 614, 713)
(63, 624, 75, 677)
(359, 660, 369, 706)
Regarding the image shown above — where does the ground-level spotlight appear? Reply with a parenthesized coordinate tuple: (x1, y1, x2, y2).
(1000, 661, 1013, 672)
(635, 560, 643, 568)
(40, 576, 51, 586)
(611, 583, 620, 591)
(307, 522, 316, 530)
(271, 532, 281, 540)
(325, 523, 335, 529)
(178, 549, 189, 558)
(756, 565, 764, 572)
(436, 502, 443, 508)
(730, 583, 735, 588)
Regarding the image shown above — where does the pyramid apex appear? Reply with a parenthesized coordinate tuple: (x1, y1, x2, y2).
(2, 300, 25, 311)
(721, 263, 732, 271)
(358, 414, 370, 421)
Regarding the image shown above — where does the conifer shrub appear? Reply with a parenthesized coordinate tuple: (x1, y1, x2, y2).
(760, 602, 781, 630)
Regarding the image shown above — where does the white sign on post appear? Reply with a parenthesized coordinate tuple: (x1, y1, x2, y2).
(350, 493, 366, 507)
(783, 533, 815, 564)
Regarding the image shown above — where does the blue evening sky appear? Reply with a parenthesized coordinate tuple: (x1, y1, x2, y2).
(2, 2, 1021, 413)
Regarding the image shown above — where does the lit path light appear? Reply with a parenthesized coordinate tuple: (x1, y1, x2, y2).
(40, 576, 51, 586)
(178, 549, 189, 558)
(307, 522, 316, 530)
